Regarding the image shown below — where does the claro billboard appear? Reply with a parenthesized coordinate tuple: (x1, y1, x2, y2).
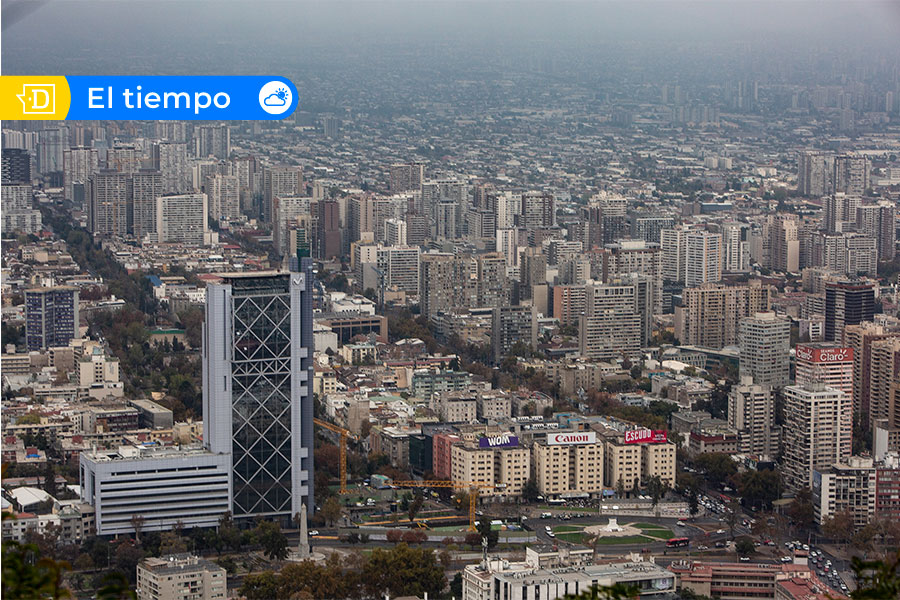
(624, 429, 668, 444)
(795, 345, 853, 363)
(547, 432, 597, 446)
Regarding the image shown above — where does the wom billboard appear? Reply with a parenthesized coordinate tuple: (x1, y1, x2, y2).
(547, 432, 597, 445)
(624, 429, 668, 444)
(479, 434, 519, 448)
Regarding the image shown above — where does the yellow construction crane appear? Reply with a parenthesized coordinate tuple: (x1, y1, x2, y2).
(391, 480, 492, 531)
(313, 418, 355, 495)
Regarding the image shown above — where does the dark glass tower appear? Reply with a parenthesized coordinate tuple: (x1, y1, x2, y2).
(202, 266, 314, 525)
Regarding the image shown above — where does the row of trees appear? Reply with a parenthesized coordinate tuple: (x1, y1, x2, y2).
(240, 543, 446, 600)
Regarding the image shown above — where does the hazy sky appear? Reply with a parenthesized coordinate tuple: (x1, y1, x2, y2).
(3, 0, 900, 77)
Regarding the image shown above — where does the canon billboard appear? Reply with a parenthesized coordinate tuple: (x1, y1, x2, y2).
(547, 431, 597, 445)
(624, 429, 668, 444)
(478, 434, 519, 448)
(796, 345, 853, 364)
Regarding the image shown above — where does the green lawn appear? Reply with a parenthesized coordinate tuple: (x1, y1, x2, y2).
(630, 522, 665, 530)
(642, 529, 674, 539)
(552, 525, 584, 533)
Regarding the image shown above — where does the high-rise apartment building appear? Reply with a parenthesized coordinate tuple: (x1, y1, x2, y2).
(384, 217, 407, 247)
(676, 282, 771, 349)
(765, 214, 800, 273)
(492, 305, 537, 363)
(152, 141, 190, 194)
(202, 269, 314, 525)
(868, 338, 900, 431)
(856, 203, 896, 262)
(519, 191, 555, 230)
(205, 173, 240, 222)
(86, 170, 129, 237)
(263, 165, 303, 224)
(739, 312, 791, 388)
(156, 193, 209, 245)
(273, 196, 312, 255)
(193, 124, 230, 160)
(728, 379, 779, 458)
(797, 150, 833, 197)
(843, 323, 900, 424)
(632, 216, 675, 245)
(684, 231, 722, 287)
(2, 147, 32, 184)
(833, 154, 868, 196)
(63, 147, 99, 202)
(721, 222, 750, 273)
(316, 200, 341, 259)
(389, 162, 424, 192)
(131, 170, 163, 242)
(579, 277, 652, 362)
(137, 554, 227, 600)
(782, 382, 852, 491)
(825, 279, 875, 341)
(532, 436, 605, 499)
(25, 286, 80, 351)
(824, 192, 861, 234)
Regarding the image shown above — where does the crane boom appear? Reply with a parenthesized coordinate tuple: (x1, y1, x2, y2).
(313, 417, 354, 494)
(391, 480, 492, 530)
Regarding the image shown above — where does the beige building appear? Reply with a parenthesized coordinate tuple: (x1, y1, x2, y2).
(532, 437, 605, 499)
(136, 554, 226, 600)
(450, 443, 531, 499)
(728, 379, 780, 458)
(601, 430, 677, 491)
(640, 441, 677, 487)
(868, 337, 900, 430)
(676, 281, 771, 349)
(783, 382, 852, 491)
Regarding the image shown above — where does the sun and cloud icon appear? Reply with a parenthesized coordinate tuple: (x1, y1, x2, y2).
(258, 81, 294, 115)
(263, 87, 289, 107)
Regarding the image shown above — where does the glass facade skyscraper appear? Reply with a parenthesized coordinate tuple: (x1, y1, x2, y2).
(202, 266, 314, 525)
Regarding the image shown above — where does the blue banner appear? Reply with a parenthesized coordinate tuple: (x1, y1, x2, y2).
(62, 75, 298, 120)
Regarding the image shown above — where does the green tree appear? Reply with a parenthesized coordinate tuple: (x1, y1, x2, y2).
(522, 477, 540, 503)
(476, 518, 499, 551)
(822, 510, 854, 549)
(645, 475, 668, 518)
(688, 488, 700, 520)
(361, 543, 446, 600)
(408, 490, 424, 523)
(787, 487, 816, 530)
(254, 520, 289, 560)
(1, 538, 73, 599)
(240, 571, 279, 600)
(735, 537, 755, 556)
(694, 453, 738, 487)
(320, 496, 342, 527)
(737, 469, 782, 510)
(850, 552, 900, 599)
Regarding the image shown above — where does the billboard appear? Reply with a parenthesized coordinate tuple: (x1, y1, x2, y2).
(624, 429, 668, 444)
(478, 434, 519, 448)
(795, 345, 853, 363)
(547, 431, 596, 446)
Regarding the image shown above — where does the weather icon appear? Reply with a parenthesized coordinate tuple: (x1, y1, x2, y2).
(259, 80, 294, 115)
(263, 87, 289, 107)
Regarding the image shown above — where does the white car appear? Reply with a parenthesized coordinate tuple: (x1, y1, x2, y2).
(545, 525, 552, 532)
(309, 530, 319, 536)
(547, 531, 556, 538)
(781, 556, 793, 563)
(716, 529, 726, 534)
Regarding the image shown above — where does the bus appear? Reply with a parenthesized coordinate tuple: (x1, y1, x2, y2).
(666, 537, 690, 548)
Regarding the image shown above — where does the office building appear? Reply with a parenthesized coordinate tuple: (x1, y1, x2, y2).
(131, 170, 163, 242)
(825, 279, 875, 341)
(795, 343, 853, 404)
(202, 270, 314, 525)
(728, 379, 779, 458)
(205, 173, 240, 222)
(316, 199, 342, 259)
(80, 446, 231, 536)
(137, 554, 227, 600)
(782, 382, 852, 491)
(672, 560, 821, 600)
(676, 282, 771, 349)
(2, 147, 31, 184)
(156, 193, 209, 245)
(25, 286, 80, 351)
(37, 126, 68, 175)
(739, 312, 790, 387)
